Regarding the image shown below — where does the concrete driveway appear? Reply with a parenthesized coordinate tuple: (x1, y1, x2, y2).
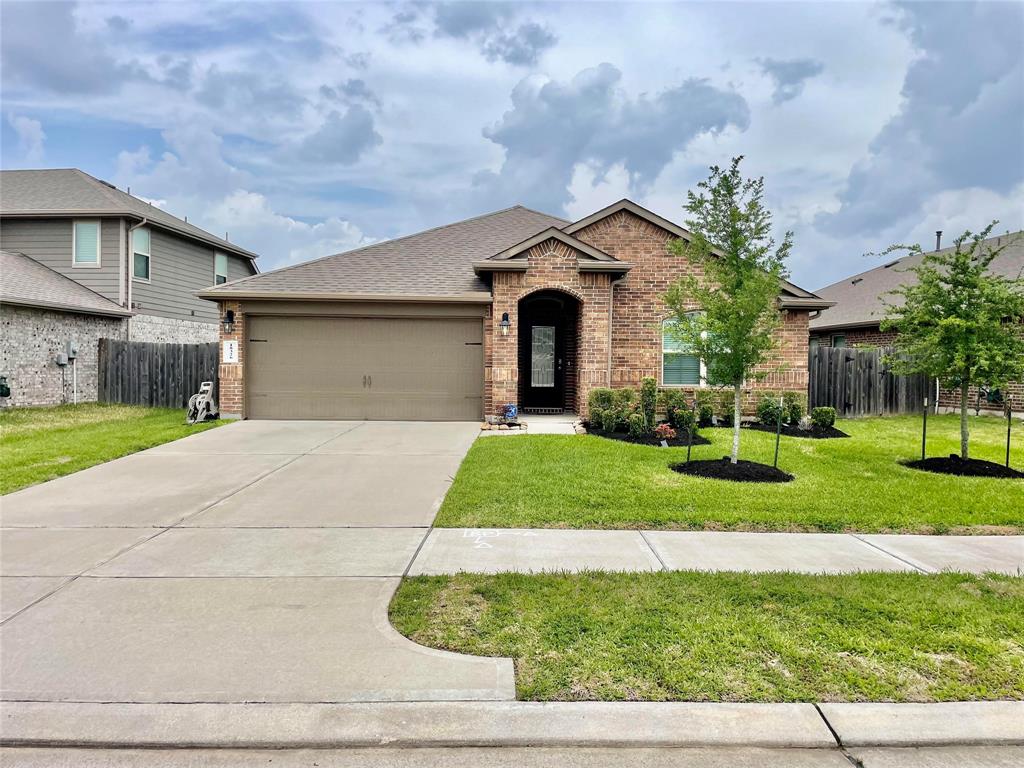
(0, 420, 512, 703)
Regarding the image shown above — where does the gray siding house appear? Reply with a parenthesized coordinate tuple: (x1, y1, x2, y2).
(0, 169, 260, 407)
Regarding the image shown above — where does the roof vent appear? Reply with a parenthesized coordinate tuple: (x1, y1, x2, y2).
(99, 179, 117, 190)
(883, 260, 899, 268)
(851, 277, 863, 285)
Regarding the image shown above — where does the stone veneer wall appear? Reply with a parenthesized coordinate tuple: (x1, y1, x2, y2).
(129, 313, 219, 344)
(0, 304, 126, 407)
(571, 210, 812, 415)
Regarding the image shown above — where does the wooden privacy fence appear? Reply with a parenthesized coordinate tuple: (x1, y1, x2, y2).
(98, 339, 218, 408)
(808, 346, 932, 417)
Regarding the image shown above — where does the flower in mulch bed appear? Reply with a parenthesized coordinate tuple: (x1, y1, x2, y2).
(903, 455, 1024, 479)
(583, 423, 711, 447)
(744, 422, 850, 440)
(670, 457, 794, 483)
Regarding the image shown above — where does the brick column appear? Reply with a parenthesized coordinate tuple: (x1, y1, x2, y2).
(218, 300, 245, 419)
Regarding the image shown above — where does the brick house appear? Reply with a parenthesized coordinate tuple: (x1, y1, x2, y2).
(810, 230, 1024, 414)
(201, 200, 831, 421)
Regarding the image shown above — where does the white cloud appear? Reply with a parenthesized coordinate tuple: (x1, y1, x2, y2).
(6, 114, 46, 164)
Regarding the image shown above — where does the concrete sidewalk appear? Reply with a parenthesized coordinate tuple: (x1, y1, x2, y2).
(410, 528, 1024, 575)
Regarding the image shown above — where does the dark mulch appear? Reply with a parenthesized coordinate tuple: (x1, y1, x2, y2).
(745, 422, 850, 439)
(670, 457, 794, 483)
(584, 425, 711, 447)
(903, 455, 1024, 479)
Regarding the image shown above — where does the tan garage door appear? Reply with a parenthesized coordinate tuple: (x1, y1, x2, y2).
(246, 315, 483, 420)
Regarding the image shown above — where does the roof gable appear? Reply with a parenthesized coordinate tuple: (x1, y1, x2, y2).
(488, 226, 616, 262)
(0, 169, 259, 262)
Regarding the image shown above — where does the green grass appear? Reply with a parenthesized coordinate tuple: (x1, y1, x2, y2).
(436, 414, 1024, 533)
(0, 403, 222, 494)
(391, 571, 1024, 702)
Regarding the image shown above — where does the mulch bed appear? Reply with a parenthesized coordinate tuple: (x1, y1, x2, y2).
(670, 457, 794, 483)
(903, 455, 1024, 479)
(744, 422, 850, 439)
(584, 425, 711, 447)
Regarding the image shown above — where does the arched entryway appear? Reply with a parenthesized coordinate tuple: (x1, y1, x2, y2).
(517, 290, 581, 414)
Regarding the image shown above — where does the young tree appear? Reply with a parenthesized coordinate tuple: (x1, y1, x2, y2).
(664, 156, 792, 464)
(880, 223, 1024, 460)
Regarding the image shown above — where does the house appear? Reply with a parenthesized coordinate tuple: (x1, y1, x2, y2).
(0, 168, 260, 407)
(201, 199, 831, 421)
(810, 230, 1024, 413)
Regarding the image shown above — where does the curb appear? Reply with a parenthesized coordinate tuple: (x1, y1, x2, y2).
(3, 701, 1022, 749)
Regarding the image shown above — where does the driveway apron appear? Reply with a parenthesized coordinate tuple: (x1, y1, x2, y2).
(0, 420, 513, 704)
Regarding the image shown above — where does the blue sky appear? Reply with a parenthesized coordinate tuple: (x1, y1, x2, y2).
(2, 1, 1021, 288)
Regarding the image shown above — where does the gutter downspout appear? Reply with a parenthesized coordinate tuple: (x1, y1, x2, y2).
(126, 217, 148, 341)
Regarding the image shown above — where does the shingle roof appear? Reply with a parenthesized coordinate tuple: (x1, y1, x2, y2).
(201, 205, 567, 299)
(0, 249, 131, 317)
(810, 231, 1024, 331)
(0, 169, 258, 261)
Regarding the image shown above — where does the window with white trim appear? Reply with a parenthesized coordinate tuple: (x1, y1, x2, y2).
(662, 316, 704, 386)
(132, 227, 151, 281)
(214, 251, 228, 285)
(72, 220, 100, 266)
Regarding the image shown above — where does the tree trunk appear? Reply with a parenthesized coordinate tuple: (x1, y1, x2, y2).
(731, 384, 742, 464)
(960, 378, 970, 460)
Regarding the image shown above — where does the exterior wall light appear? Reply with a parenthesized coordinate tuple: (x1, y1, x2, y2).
(222, 309, 236, 334)
(499, 312, 511, 336)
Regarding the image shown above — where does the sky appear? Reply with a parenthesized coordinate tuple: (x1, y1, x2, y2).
(1, 0, 1022, 289)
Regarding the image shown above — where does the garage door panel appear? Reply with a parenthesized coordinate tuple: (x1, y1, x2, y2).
(246, 316, 483, 421)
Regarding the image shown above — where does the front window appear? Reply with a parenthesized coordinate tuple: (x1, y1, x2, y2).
(214, 252, 228, 285)
(662, 317, 703, 386)
(132, 227, 151, 281)
(73, 220, 100, 266)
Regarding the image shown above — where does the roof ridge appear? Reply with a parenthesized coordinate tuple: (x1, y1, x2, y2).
(72, 168, 127, 210)
(207, 204, 564, 291)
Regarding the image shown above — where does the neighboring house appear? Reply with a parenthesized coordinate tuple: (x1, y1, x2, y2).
(0, 168, 260, 407)
(202, 199, 831, 421)
(810, 230, 1024, 413)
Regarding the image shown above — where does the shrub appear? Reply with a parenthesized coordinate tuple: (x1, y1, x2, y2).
(757, 395, 784, 425)
(613, 388, 636, 408)
(716, 390, 735, 426)
(640, 377, 658, 431)
(627, 412, 648, 438)
(811, 406, 837, 429)
(600, 406, 619, 433)
(669, 406, 696, 436)
(589, 406, 605, 428)
(783, 392, 804, 425)
(654, 423, 677, 440)
(695, 390, 715, 427)
(588, 388, 616, 415)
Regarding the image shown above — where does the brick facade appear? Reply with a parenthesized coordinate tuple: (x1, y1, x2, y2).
(0, 304, 126, 407)
(128, 314, 218, 344)
(216, 210, 816, 421)
(217, 300, 245, 418)
(486, 239, 613, 417)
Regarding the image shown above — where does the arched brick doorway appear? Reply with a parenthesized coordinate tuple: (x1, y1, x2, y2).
(517, 290, 581, 414)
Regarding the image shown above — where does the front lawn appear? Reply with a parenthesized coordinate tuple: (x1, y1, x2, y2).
(436, 414, 1023, 533)
(0, 403, 222, 494)
(391, 571, 1024, 702)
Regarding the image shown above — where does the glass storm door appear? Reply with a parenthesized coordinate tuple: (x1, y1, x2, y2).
(526, 325, 561, 407)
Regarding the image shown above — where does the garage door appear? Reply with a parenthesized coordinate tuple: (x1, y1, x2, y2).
(246, 316, 483, 420)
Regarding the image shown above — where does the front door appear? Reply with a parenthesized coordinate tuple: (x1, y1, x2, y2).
(524, 323, 563, 408)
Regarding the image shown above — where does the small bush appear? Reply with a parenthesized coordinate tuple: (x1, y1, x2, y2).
(613, 388, 637, 408)
(589, 406, 605, 428)
(783, 392, 805, 425)
(600, 406, 619, 433)
(811, 406, 837, 429)
(654, 423, 677, 440)
(627, 412, 648, 438)
(669, 406, 696, 435)
(588, 388, 616, 415)
(640, 377, 657, 431)
(757, 396, 784, 425)
(695, 390, 715, 427)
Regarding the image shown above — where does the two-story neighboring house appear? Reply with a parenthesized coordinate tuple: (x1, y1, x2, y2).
(0, 168, 259, 407)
